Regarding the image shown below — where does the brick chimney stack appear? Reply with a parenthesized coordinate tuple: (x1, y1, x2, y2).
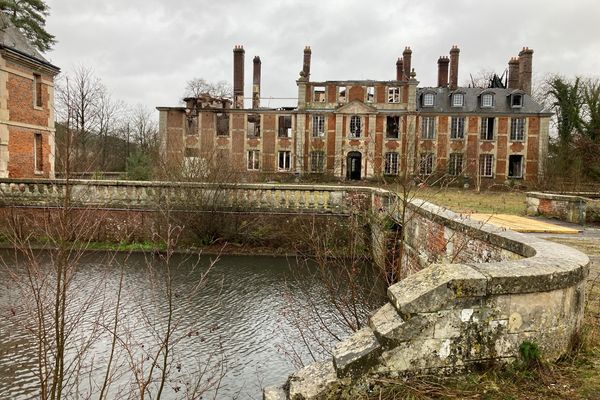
(402, 47, 412, 80)
(233, 45, 245, 109)
(302, 46, 312, 80)
(396, 57, 404, 81)
(449, 45, 460, 90)
(518, 47, 534, 95)
(437, 56, 449, 87)
(252, 56, 261, 109)
(507, 57, 520, 90)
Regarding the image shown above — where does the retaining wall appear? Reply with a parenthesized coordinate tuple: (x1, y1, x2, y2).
(270, 195, 589, 399)
(526, 191, 600, 224)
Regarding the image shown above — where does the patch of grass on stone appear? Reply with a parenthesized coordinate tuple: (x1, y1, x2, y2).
(413, 187, 527, 216)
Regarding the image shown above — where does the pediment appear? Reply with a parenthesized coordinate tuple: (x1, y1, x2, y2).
(335, 100, 377, 114)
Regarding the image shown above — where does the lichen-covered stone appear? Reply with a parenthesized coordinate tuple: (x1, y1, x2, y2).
(387, 263, 487, 314)
(369, 303, 433, 346)
(333, 327, 381, 378)
(288, 360, 337, 399)
(263, 385, 286, 400)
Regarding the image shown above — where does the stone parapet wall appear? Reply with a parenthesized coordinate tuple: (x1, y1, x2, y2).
(526, 191, 600, 224)
(0, 178, 372, 213)
(269, 193, 589, 400)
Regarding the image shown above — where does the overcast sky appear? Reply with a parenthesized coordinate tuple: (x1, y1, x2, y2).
(45, 0, 600, 113)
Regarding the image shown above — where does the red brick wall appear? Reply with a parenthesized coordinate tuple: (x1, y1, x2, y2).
(7, 127, 51, 178)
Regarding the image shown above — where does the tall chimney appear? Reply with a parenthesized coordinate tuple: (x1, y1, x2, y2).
(518, 47, 534, 95)
(302, 46, 312, 80)
(449, 45, 460, 90)
(396, 57, 404, 81)
(437, 56, 449, 87)
(233, 45, 245, 109)
(252, 56, 261, 109)
(507, 57, 520, 89)
(402, 47, 412, 80)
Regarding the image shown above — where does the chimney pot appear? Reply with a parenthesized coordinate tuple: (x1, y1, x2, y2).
(437, 56, 450, 87)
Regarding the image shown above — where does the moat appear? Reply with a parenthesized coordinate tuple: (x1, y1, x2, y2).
(0, 251, 342, 399)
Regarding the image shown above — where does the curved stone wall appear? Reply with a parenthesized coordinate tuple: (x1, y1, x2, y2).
(267, 194, 589, 400)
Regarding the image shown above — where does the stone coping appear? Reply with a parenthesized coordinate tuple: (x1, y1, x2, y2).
(526, 191, 589, 202)
(403, 198, 589, 295)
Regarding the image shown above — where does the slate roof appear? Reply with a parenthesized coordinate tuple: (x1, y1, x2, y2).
(0, 12, 58, 71)
(416, 87, 549, 115)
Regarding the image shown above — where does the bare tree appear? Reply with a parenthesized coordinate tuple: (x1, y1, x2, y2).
(184, 78, 232, 100)
(55, 65, 105, 172)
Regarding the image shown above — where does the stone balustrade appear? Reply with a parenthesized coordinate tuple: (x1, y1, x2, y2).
(0, 178, 376, 214)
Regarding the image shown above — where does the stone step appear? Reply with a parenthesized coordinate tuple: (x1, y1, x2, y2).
(288, 360, 337, 399)
(368, 302, 432, 348)
(332, 327, 381, 378)
(263, 385, 286, 400)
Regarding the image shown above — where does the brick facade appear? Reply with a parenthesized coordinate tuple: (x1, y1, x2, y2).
(158, 45, 550, 185)
(0, 16, 60, 179)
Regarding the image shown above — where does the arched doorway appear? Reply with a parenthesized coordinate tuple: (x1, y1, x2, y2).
(346, 151, 362, 180)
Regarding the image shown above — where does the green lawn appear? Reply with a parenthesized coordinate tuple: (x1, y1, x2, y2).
(410, 187, 527, 215)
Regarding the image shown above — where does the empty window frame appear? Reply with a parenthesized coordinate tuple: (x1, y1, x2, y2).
(511, 94, 523, 108)
(508, 154, 524, 178)
(510, 117, 526, 141)
(422, 92, 435, 107)
(448, 153, 463, 176)
(310, 151, 325, 173)
(337, 86, 347, 102)
(388, 87, 400, 103)
(384, 152, 399, 175)
(312, 114, 325, 137)
(480, 117, 495, 140)
(247, 114, 260, 137)
(187, 116, 198, 135)
(366, 86, 375, 102)
(313, 86, 326, 102)
(278, 150, 291, 171)
(421, 116, 435, 139)
(33, 73, 42, 108)
(419, 152, 434, 175)
(216, 113, 229, 136)
(479, 154, 494, 177)
(278, 115, 292, 138)
(34, 133, 43, 172)
(350, 115, 362, 138)
(450, 116, 465, 139)
(247, 150, 260, 170)
(481, 93, 494, 108)
(452, 93, 464, 107)
(386, 116, 400, 139)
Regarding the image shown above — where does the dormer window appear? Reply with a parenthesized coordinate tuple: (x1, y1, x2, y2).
(511, 93, 523, 108)
(452, 93, 464, 107)
(481, 93, 494, 108)
(422, 92, 435, 107)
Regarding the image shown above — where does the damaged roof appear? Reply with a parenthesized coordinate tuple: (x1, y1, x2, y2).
(0, 12, 59, 72)
(416, 87, 549, 115)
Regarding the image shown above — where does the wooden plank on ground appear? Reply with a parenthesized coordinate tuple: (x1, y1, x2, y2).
(468, 214, 581, 234)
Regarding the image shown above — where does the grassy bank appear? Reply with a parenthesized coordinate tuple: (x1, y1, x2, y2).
(414, 187, 527, 216)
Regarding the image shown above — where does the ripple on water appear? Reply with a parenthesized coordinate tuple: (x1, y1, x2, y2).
(0, 252, 348, 399)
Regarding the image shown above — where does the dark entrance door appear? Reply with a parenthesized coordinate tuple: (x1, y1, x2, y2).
(346, 151, 362, 180)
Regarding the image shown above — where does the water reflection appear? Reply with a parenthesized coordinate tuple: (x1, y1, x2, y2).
(0, 251, 347, 399)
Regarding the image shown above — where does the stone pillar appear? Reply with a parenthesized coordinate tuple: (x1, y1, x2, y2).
(233, 45, 245, 109)
(252, 56, 261, 109)
(449, 45, 460, 90)
(0, 57, 9, 178)
(437, 56, 449, 87)
(518, 47, 534, 95)
(402, 47, 412, 80)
